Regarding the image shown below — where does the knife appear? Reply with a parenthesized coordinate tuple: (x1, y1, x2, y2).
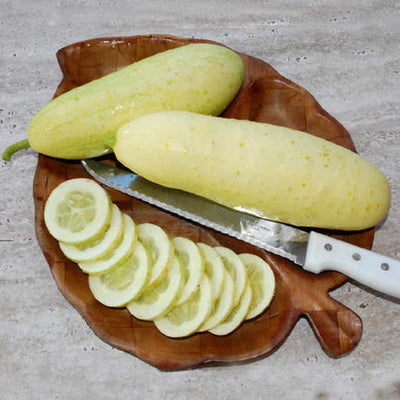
(82, 159, 400, 299)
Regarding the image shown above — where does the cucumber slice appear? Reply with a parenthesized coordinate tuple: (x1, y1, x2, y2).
(198, 266, 235, 332)
(214, 246, 247, 306)
(173, 236, 204, 305)
(198, 243, 225, 300)
(59, 204, 124, 262)
(79, 213, 137, 275)
(127, 255, 184, 320)
(239, 253, 275, 320)
(88, 240, 150, 307)
(44, 178, 112, 244)
(137, 223, 174, 287)
(208, 282, 252, 336)
(154, 275, 213, 338)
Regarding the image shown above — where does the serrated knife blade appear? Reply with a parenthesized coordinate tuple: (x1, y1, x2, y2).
(82, 159, 400, 299)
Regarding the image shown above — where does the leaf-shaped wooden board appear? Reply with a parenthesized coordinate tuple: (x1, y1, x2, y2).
(33, 34, 373, 370)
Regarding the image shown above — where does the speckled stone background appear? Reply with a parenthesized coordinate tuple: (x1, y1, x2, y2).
(1, 1, 399, 399)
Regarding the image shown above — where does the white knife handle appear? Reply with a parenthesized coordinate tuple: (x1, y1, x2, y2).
(304, 231, 400, 299)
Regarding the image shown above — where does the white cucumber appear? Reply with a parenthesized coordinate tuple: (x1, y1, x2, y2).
(28, 44, 244, 159)
(114, 110, 390, 231)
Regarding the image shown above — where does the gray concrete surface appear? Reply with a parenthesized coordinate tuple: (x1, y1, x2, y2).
(1, 1, 399, 399)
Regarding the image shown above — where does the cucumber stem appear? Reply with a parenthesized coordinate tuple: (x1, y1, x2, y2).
(2, 139, 30, 161)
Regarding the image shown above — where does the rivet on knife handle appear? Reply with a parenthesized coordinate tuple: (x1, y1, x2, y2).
(304, 231, 400, 299)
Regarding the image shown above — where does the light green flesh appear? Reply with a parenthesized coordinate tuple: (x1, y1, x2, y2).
(163, 289, 200, 324)
(206, 263, 213, 279)
(144, 238, 159, 263)
(174, 237, 204, 305)
(177, 253, 190, 287)
(127, 256, 184, 320)
(59, 204, 125, 263)
(99, 254, 138, 290)
(178, 253, 190, 270)
(198, 243, 225, 300)
(44, 178, 112, 244)
(28, 43, 244, 159)
(57, 191, 96, 233)
(136, 275, 170, 305)
(209, 284, 252, 336)
(222, 298, 241, 324)
(240, 253, 275, 320)
(138, 223, 172, 286)
(199, 270, 235, 331)
(209, 299, 220, 317)
(79, 214, 136, 274)
(214, 247, 246, 306)
(73, 233, 104, 251)
(247, 264, 263, 310)
(220, 255, 236, 280)
(154, 276, 212, 337)
(88, 240, 150, 307)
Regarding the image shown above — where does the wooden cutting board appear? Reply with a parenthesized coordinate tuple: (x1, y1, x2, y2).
(33, 34, 372, 370)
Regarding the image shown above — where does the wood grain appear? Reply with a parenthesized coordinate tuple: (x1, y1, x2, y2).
(33, 34, 372, 370)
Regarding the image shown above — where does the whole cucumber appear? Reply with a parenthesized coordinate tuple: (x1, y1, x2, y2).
(28, 44, 244, 159)
(114, 111, 390, 231)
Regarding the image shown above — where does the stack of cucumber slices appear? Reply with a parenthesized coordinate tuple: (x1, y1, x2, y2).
(44, 178, 276, 338)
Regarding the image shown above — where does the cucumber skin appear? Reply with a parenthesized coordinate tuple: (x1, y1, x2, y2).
(114, 111, 390, 231)
(28, 44, 244, 159)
